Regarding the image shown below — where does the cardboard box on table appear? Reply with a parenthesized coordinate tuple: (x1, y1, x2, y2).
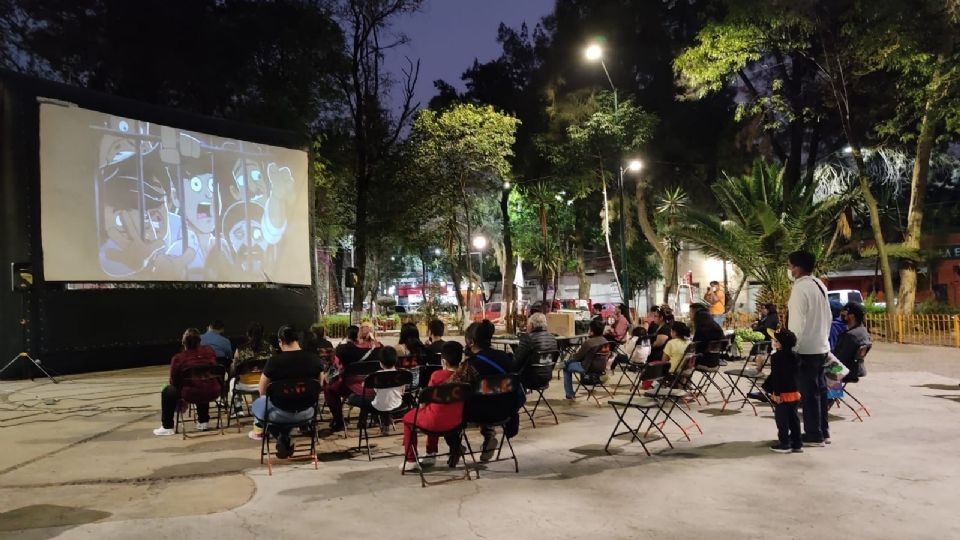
(546, 312, 575, 337)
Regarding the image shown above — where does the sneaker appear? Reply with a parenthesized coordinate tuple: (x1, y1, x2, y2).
(400, 459, 420, 472)
(769, 445, 791, 454)
(153, 426, 176, 437)
(747, 391, 769, 402)
(824, 437, 832, 445)
(802, 436, 825, 447)
(480, 435, 498, 462)
(248, 427, 263, 440)
(276, 435, 294, 459)
(564, 394, 576, 400)
(791, 448, 804, 453)
(421, 453, 437, 467)
(380, 423, 393, 436)
(195, 422, 209, 432)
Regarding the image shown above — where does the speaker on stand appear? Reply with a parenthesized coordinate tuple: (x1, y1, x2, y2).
(0, 262, 58, 382)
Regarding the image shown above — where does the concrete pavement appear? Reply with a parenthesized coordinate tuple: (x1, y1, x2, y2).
(1, 342, 959, 539)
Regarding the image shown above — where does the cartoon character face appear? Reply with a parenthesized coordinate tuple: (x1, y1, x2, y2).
(227, 216, 269, 273)
(230, 158, 269, 203)
(178, 172, 216, 234)
(103, 203, 169, 248)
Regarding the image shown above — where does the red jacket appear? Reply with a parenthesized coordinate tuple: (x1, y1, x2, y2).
(169, 346, 221, 403)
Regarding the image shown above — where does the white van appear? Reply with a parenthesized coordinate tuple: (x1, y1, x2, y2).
(827, 289, 864, 305)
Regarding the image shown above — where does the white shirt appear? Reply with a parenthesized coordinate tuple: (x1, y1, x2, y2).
(371, 368, 405, 411)
(787, 275, 832, 354)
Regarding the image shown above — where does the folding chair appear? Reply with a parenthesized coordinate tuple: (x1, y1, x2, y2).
(572, 344, 614, 407)
(832, 344, 872, 421)
(520, 351, 560, 427)
(174, 364, 226, 439)
(258, 378, 321, 475)
(720, 341, 772, 415)
(643, 346, 703, 443)
(355, 369, 415, 460)
(605, 361, 673, 455)
(402, 382, 477, 487)
(398, 355, 422, 388)
(464, 374, 521, 475)
(556, 336, 584, 380)
(613, 338, 650, 395)
(340, 360, 382, 437)
(425, 352, 443, 366)
(226, 357, 267, 431)
(692, 339, 731, 405)
(418, 364, 443, 389)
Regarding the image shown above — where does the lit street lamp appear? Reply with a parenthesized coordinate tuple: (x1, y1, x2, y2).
(472, 235, 487, 304)
(585, 41, 631, 312)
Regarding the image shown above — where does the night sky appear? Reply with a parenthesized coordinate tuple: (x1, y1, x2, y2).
(388, 0, 555, 111)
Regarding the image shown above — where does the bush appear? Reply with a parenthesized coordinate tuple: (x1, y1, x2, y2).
(915, 299, 960, 315)
(733, 328, 766, 346)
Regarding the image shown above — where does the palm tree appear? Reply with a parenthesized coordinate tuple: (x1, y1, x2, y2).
(670, 161, 848, 311)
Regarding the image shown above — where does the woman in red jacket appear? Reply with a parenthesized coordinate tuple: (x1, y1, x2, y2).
(153, 328, 221, 436)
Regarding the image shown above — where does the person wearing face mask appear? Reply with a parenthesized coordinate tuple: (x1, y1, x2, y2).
(786, 250, 833, 447)
(832, 302, 870, 380)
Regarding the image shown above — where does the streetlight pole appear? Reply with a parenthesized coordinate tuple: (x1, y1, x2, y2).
(586, 43, 630, 313)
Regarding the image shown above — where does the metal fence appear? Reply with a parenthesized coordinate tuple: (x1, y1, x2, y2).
(865, 313, 960, 347)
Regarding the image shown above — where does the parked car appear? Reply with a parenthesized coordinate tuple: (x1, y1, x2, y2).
(828, 289, 864, 305)
(484, 301, 503, 323)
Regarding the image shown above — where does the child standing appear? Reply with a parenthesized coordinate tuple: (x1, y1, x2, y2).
(762, 329, 803, 453)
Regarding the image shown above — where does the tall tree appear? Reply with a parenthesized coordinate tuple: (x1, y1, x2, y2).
(336, 0, 422, 316)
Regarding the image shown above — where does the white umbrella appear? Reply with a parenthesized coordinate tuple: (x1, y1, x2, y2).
(513, 256, 524, 310)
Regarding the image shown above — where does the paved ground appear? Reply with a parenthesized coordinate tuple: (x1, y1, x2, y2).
(1, 341, 959, 539)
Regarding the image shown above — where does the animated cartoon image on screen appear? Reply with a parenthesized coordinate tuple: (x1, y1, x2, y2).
(94, 116, 297, 281)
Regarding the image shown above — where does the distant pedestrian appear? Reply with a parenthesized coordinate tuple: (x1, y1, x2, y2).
(763, 329, 803, 453)
(705, 281, 726, 327)
(786, 250, 832, 447)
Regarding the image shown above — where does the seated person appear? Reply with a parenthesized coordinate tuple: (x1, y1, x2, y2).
(828, 299, 847, 351)
(833, 302, 870, 380)
(662, 321, 692, 373)
(512, 312, 558, 375)
(326, 325, 379, 432)
(358, 321, 382, 349)
(647, 307, 675, 362)
(609, 326, 650, 371)
(154, 328, 221, 436)
(603, 303, 631, 343)
(424, 319, 446, 360)
(401, 341, 470, 470)
(751, 303, 780, 333)
(348, 346, 406, 435)
(692, 310, 725, 367)
(311, 324, 334, 350)
(229, 322, 275, 411)
(200, 319, 233, 369)
(563, 319, 609, 399)
(463, 320, 516, 462)
(248, 326, 323, 458)
(396, 322, 426, 358)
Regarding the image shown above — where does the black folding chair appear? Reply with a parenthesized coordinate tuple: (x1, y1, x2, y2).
(643, 345, 703, 443)
(464, 374, 520, 475)
(572, 344, 614, 407)
(832, 344, 872, 421)
(355, 369, 415, 460)
(225, 357, 267, 431)
(605, 361, 673, 455)
(720, 341, 772, 415)
(418, 364, 443, 389)
(403, 382, 476, 487)
(520, 350, 560, 427)
(175, 364, 226, 439)
(398, 355, 422, 388)
(556, 336, 584, 380)
(612, 338, 650, 395)
(340, 360, 382, 436)
(258, 378, 321, 475)
(692, 339, 731, 404)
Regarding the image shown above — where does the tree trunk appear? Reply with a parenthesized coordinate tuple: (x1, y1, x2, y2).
(420, 252, 429, 306)
(576, 243, 590, 300)
(898, 82, 940, 315)
(661, 246, 677, 305)
(853, 151, 897, 318)
(500, 189, 516, 333)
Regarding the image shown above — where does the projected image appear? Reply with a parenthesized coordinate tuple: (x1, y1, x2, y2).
(40, 104, 311, 284)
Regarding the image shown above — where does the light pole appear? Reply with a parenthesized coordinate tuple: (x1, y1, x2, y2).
(586, 42, 630, 312)
(472, 235, 487, 301)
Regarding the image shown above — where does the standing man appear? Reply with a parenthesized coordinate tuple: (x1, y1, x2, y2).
(786, 251, 832, 447)
(705, 281, 726, 327)
(201, 319, 233, 369)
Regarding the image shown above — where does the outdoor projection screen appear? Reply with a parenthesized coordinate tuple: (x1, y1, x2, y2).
(38, 103, 311, 285)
